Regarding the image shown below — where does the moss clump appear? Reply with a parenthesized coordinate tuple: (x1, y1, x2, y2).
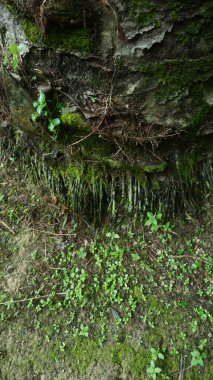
(133, 286, 145, 301)
(69, 337, 99, 373)
(21, 17, 43, 44)
(130, 348, 151, 378)
(61, 112, 84, 129)
(141, 56, 213, 100)
(67, 163, 84, 182)
(103, 158, 125, 170)
(45, 28, 91, 53)
(143, 162, 167, 173)
(21, 17, 91, 54)
(151, 179, 160, 190)
(111, 342, 134, 365)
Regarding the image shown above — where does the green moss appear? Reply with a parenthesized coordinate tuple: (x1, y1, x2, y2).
(147, 295, 160, 311)
(61, 112, 84, 129)
(127, 0, 192, 25)
(134, 171, 148, 187)
(21, 17, 91, 54)
(151, 179, 160, 190)
(176, 22, 202, 46)
(102, 158, 125, 170)
(169, 0, 191, 21)
(46, 28, 91, 53)
(130, 348, 151, 378)
(111, 342, 151, 379)
(175, 20, 213, 52)
(188, 106, 209, 131)
(127, 0, 158, 26)
(86, 165, 104, 186)
(178, 153, 196, 185)
(111, 342, 134, 365)
(133, 286, 145, 301)
(143, 162, 167, 173)
(21, 17, 43, 44)
(69, 337, 99, 373)
(67, 163, 84, 182)
(141, 57, 213, 99)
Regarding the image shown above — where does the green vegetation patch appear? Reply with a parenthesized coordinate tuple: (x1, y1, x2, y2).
(178, 152, 196, 186)
(126, 0, 158, 26)
(143, 162, 167, 173)
(61, 112, 84, 128)
(21, 17, 43, 44)
(126, 0, 193, 25)
(176, 22, 202, 47)
(46, 27, 91, 53)
(21, 17, 91, 54)
(0, 157, 212, 379)
(141, 56, 213, 99)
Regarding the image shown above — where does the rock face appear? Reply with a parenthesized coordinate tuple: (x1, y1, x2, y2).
(8, 0, 84, 23)
(0, 0, 213, 220)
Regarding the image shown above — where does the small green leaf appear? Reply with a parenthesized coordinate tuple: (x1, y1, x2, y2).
(31, 112, 39, 122)
(114, 233, 120, 239)
(158, 353, 164, 360)
(38, 92, 46, 104)
(191, 350, 204, 367)
(37, 104, 45, 115)
(106, 232, 112, 238)
(48, 118, 60, 133)
(9, 43, 19, 55)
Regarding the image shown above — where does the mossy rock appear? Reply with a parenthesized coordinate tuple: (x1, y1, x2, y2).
(141, 56, 213, 100)
(21, 17, 91, 54)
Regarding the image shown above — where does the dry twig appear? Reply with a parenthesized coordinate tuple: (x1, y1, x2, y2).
(0, 219, 15, 234)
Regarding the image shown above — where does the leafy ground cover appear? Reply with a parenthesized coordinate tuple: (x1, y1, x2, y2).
(0, 157, 212, 379)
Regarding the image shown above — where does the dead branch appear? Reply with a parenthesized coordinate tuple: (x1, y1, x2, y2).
(0, 219, 15, 234)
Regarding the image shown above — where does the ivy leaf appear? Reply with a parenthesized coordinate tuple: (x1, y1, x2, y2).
(48, 118, 61, 132)
(37, 104, 45, 115)
(31, 112, 39, 122)
(38, 92, 46, 104)
(191, 350, 204, 367)
(158, 353, 164, 360)
(106, 232, 112, 238)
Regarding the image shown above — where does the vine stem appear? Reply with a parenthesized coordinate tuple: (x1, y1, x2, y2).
(0, 292, 67, 306)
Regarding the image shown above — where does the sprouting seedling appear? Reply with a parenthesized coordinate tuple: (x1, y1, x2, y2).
(191, 349, 206, 367)
(31, 91, 61, 139)
(147, 360, 162, 380)
(145, 212, 162, 231)
(32, 91, 47, 121)
(147, 348, 165, 379)
(48, 117, 61, 139)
